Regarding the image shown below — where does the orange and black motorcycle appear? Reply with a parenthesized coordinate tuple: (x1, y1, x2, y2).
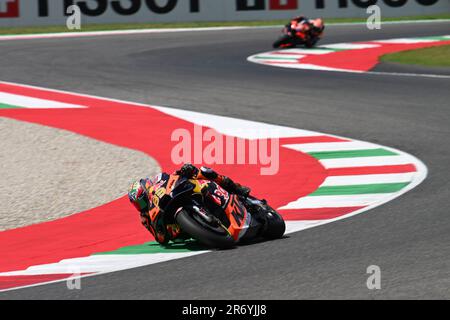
(273, 18, 325, 49)
(148, 173, 285, 248)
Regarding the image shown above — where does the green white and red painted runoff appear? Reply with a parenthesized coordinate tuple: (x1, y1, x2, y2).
(248, 35, 450, 75)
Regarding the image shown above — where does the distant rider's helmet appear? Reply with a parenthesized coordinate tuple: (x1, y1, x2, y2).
(128, 178, 153, 212)
(312, 18, 324, 32)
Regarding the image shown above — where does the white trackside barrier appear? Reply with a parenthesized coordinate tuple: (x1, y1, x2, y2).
(0, 0, 448, 28)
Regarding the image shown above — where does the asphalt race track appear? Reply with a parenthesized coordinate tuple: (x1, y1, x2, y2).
(1, 21, 449, 299)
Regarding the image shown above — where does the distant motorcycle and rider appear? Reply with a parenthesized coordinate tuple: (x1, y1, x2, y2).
(273, 15, 325, 49)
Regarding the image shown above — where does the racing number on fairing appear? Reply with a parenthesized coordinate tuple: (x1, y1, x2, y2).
(209, 184, 230, 206)
(229, 197, 246, 226)
(213, 186, 228, 200)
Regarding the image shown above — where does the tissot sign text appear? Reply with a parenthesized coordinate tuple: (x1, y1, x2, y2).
(0, 0, 19, 18)
(0, 0, 447, 26)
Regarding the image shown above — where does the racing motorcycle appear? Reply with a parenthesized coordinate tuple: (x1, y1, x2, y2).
(148, 174, 285, 249)
(273, 19, 325, 49)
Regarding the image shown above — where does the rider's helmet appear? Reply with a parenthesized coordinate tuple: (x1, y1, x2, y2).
(128, 178, 153, 212)
(311, 18, 324, 32)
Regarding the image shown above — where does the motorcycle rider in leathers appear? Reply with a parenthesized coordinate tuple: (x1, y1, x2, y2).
(285, 15, 325, 46)
(128, 164, 251, 244)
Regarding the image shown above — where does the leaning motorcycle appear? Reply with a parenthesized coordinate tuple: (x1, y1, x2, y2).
(148, 174, 285, 249)
(273, 20, 324, 49)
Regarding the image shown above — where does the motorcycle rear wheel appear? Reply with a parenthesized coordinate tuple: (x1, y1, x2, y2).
(176, 208, 236, 249)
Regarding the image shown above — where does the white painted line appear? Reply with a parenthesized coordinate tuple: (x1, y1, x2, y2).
(250, 59, 450, 78)
(283, 141, 380, 153)
(367, 71, 450, 79)
(0, 26, 252, 42)
(320, 156, 413, 169)
(152, 105, 320, 139)
(326, 19, 450, 26)
(322, 173, 415, 186)
(373, 38, 439, 44)
(0, 252, 208, 276)
(258, 53, 304, 59)
(274, 48, 333, 55)
(0, 92, 86, 109)
(248, 58, 360, 73)
(279, 194, 395, 209)
(321, 43, 380, 50)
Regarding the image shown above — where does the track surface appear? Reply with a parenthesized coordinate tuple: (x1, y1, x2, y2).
(1, 22, 449, 299)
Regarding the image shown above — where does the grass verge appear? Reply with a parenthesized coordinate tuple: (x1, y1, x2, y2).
(381, 45, 450, 68)
(0, 14, 449, 36)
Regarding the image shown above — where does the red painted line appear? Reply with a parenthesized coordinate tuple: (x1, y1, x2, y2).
(300, 40, 450, 72)
(326, 164, 417, 176)
(280, 207, 366, 221)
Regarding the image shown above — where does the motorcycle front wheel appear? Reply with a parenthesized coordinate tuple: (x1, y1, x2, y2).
(262, 207, 286, 240)
(305, 36, 320, 48)
(273, 35, 294, 49)
(175, 208, 236, 249)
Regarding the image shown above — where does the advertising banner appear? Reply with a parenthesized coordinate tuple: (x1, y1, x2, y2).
(0, 0, 448, 28)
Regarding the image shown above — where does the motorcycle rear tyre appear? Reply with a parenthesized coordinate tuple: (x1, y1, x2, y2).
(176, 209, 236, 249)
